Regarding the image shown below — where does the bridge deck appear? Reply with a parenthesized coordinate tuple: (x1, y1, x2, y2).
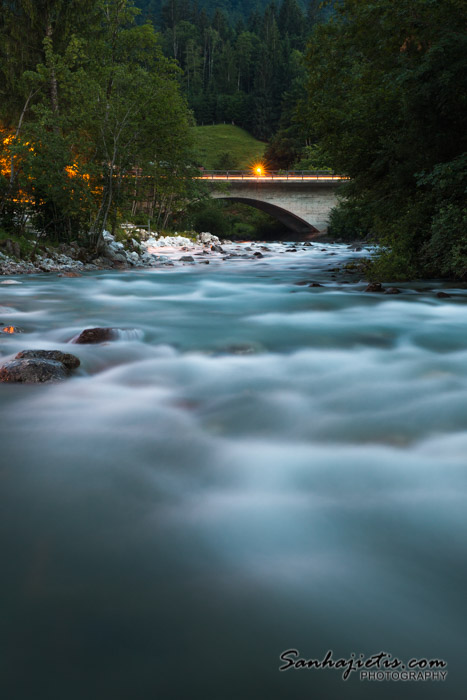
(198, 170, 344, 182)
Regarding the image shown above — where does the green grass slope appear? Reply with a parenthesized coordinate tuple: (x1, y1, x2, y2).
(192, 124, 266, 170)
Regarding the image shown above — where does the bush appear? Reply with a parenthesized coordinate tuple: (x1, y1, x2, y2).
(213, 151, 238, 170)
(192, 203, 231, 237)
(328, 199, 372, 241)
(421, 204, 467, 279)
(0, 229, 35, 259)
(233, 222, 256, 238)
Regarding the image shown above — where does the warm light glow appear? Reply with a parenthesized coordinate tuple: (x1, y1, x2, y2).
(65, 164, 90, 181)
(253, 164, 265, 176)
(1, 326, 16, 334)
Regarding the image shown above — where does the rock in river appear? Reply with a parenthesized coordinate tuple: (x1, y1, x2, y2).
(1, 359, 68, 383)
(71, 327, 119, 344)
(365, 283, 384, 292)
(0, 349, 81, 383)
(70, 327, 141, 344)
(15, 350, 80, 370)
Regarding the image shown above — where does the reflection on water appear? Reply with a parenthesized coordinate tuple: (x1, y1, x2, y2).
(1, 243, 466, 699)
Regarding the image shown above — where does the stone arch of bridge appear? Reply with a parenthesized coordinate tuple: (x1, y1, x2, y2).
(217, 196, 318, 235)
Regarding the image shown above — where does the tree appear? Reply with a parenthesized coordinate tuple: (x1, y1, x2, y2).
(278, 0, 305, 49)
(0, 0, 194, 247)
(304, 0, 467, 279)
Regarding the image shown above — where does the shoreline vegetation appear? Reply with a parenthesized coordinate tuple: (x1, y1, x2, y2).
(1, 0, 466, 282)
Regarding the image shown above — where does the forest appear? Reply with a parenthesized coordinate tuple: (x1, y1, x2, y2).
(134, 0, 325, 145)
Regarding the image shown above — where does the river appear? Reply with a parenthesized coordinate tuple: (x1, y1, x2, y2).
(1, 241, 466, 699)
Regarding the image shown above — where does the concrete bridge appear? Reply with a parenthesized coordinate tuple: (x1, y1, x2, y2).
(199, 171, 344, 235)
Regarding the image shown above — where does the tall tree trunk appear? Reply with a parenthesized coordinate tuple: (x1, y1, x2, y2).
(46, 22, 60, 129)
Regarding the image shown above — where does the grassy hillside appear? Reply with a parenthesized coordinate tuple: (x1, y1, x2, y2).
(192, 124, 266, 170)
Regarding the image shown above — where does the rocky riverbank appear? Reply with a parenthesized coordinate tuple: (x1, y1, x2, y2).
(0, 228, 284, 276)
(0, 227, 324, 276)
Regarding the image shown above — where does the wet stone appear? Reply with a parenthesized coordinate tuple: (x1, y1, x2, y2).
(365, 283, 384, 292)
(436, 291, 451, 298)
(71, 327, 119, 344)
(0, 358, 69, 383)
(384, 287, 401, 295)
(15, 350, 80, 370)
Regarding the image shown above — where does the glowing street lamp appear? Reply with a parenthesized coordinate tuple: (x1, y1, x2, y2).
(253, 164, 265, 177)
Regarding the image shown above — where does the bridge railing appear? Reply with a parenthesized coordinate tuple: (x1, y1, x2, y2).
(198, 170, 342, 180)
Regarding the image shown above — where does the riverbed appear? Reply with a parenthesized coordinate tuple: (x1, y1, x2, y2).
(1, 242, 466, 699)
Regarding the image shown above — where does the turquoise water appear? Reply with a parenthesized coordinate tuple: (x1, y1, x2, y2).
(1, 242, 466, 699)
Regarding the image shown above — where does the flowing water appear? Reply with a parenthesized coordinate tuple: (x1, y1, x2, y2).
(1, 242, 466, 699)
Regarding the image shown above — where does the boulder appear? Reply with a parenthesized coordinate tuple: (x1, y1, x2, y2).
(71, 327, 119, 344)
(197, 232, 220, 246)
(108, 252, 127, 264)
(92, 256, 114, 268)
(436, 291, 451, 298)
(179, 255, 195, 262)
(384, 287, 401, 295)
(155, 235, 194, 247)
(15, 350, 80, 370)
(0, 358, 69, 383)
(127, 251, 140, 264)
(253, 252, 264, 258)
(38, 258, 59, 272)
(58, 271, 82, 278)
(365, 283, 384, 292)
